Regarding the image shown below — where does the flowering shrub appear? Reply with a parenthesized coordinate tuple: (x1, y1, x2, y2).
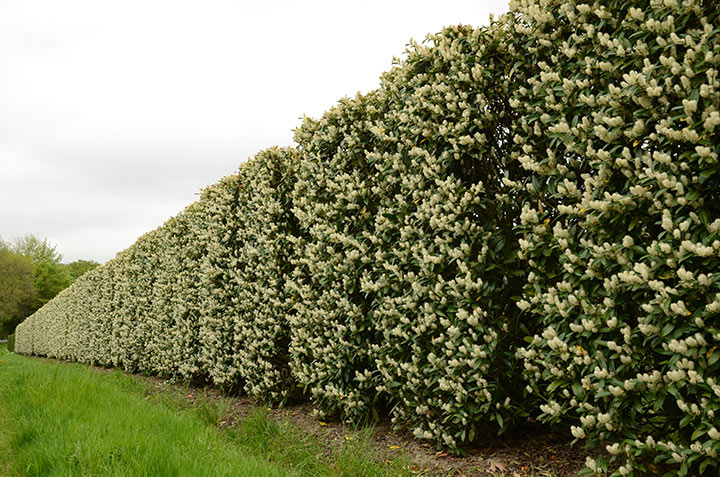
(196, 174, 245, 386)
(230, 147, 300, 403)
(368, 24, 530, 447)
(288, 92, 391, 422)
(287, 24, 533, 436)
(509, 0, 720, 475)
(14, 1, 720, 474)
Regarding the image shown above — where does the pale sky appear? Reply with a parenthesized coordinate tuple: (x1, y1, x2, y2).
(1, 0, 510, 263)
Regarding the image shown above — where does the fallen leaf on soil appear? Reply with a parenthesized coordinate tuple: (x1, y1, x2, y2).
(487, 460, 508, 473)
(389, 445, 400, 449)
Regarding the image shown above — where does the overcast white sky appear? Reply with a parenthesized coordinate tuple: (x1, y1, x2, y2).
(1, 0, 510, 263)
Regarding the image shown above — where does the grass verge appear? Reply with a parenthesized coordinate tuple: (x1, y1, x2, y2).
(0, 345, 411, 477)
(0, 345, 289, 476)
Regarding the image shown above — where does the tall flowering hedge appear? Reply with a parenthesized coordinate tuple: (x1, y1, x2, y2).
(14, 1, 720, 475)
(196, 174, 244, 386)
(287, 24, 532, 442)
(509, 0, 720, 475)
(289, 91, 392, 423)
(230, 147, 299, 403)
(369, 24, 529, 447)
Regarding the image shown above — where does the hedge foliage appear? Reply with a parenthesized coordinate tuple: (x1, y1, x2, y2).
(15, 1, 719, 475)
(510, 0, 720, 474)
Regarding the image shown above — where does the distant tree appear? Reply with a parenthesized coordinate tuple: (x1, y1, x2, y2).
(0, 235, 97, 326)
(66, 259, 100, 281)
(7, 235, 71, 310)
(32, 261, 71, 308)
(0, 248, 37, 337)
(11, 234, 63, 264)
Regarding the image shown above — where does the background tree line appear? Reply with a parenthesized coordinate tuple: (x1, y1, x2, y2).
(0, 235, 99, 338)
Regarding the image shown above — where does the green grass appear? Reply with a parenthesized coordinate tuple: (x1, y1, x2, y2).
(230, 408, 410, 477)
(0, 345, 411, 477)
